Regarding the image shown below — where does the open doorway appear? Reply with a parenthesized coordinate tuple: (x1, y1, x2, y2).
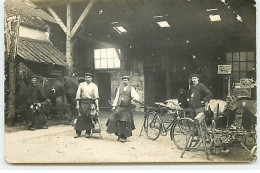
(144, 71, 166, 107)
(96, 73, 111, 108)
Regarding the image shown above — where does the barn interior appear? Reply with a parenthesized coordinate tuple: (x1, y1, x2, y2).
(30, 0, 256, 108)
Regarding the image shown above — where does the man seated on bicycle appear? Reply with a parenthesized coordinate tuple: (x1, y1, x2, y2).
(188, 74, 213, 124)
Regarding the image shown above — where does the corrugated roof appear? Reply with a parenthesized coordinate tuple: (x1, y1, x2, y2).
(17, 37, 67, 67)
(5, 0, 56, 30)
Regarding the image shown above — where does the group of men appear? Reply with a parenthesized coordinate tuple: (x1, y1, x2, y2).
(73, 72, 212, 142)
(25, 72, 212, 143)
(73, 73, 139, 142)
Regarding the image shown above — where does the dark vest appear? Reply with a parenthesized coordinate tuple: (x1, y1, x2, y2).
(117, 86, 132, 107)
(27, 84, 46, 104)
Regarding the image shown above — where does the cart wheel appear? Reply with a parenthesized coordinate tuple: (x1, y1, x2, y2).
(250, 146, 257, 157)
(210, 137, 222, 155)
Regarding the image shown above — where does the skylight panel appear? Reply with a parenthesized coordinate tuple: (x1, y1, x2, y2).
(157, 21, 170, 28)
(206, 8, 218, 12)
(117, 26, 127, 32)
(209, 14, 221, 22)
(113, 26, 127, 34)
(153, 15, 163, 18)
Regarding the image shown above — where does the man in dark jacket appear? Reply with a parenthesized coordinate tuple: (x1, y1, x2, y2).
(188, 74, 213, 122)
(26, 75, 49, 130)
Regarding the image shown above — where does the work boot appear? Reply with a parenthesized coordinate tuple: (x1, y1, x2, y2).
(119, 138, 126, 143)
(74, 134, 80, 138)
(28, 127, 35, 131)
(28, 124, 35, 131)
(119, 134, 127, 143)
(39, 126, 48, 129)
(86, 130, 91, 138)
(74, 131, 81, 138)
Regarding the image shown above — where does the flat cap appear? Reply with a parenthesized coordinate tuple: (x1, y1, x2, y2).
(190, 74, 200, 78)
(121, 76, 130, 80)
(30, 75, 38, 78)
(85, 72, 93, 77)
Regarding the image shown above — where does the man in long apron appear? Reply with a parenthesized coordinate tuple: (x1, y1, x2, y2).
(107, 76, 139, 142)
(74, 72, 99, 138)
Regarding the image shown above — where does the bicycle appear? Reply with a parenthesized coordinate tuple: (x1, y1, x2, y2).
(180, 116, 214, 160)
(141, 100, 195, 150)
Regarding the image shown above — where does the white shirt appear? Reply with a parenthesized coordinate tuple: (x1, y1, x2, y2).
(112, 85, 139, 107)
(75, 82, 99, 100)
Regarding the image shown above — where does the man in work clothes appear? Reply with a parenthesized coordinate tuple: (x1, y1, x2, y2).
(26, 75, 49, 130)
(74, 72, 99, 138)
(107, 76, 139, 142)
(188, 74, 213, 122)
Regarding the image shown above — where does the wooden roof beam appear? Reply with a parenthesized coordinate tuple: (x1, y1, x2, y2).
(47, 7, 67, 33)
(32, 0, 91, 7)
(71, 0, 95, 39)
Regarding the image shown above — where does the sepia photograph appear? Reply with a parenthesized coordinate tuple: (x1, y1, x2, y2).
(3, 0, 257, 164)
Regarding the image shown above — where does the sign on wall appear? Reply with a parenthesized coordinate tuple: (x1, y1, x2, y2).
(218, 65, 232, 74)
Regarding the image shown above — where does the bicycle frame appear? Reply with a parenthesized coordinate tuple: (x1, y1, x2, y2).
(140, 100, 189, 140)
(160, 115, 177, 136)
(160, 109, 185, 136)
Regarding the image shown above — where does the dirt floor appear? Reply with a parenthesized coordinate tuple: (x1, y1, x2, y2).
(4, 110, 257, 164)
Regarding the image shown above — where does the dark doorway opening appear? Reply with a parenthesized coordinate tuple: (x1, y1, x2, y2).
(97, 73, 111, 108)
(144, 71, 166, 107)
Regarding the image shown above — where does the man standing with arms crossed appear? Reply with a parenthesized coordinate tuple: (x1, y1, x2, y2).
(107, 76, 139, 142)
(74, 72, 99, 138)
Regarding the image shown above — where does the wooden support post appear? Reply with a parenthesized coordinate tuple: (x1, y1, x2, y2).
(66, 2, 73, 76)
(47, 7, 67, 34)
(163, 56, 171, 99)
(166, 63, 171, 99)
(48, 1, 95, 75)
(5, 16, 20, 126)
(228, 75, 231, 96)
(71, 0, 95, 39)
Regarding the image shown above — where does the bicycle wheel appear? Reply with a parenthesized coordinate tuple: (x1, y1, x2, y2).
(144, 112, 161, 140)
(170, 118, 194, 150)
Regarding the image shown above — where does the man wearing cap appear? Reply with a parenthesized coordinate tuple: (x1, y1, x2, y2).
(26, 75, 49, 130)
(106, 76, 139, 142)
(188, 74, 213, 122)
(74, 72, 99, 138)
